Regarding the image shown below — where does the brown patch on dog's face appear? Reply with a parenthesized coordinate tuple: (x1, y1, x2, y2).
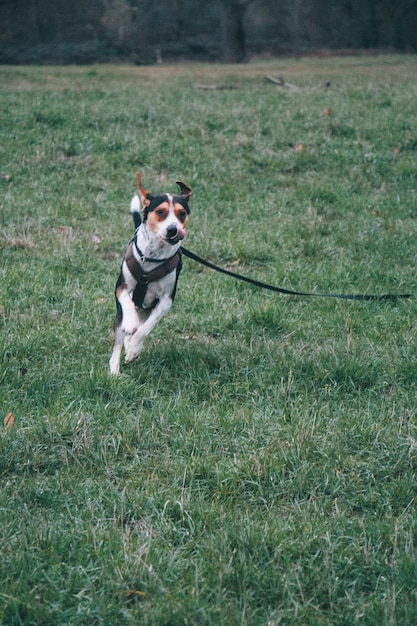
(146, 201, 170, 233)
(173, 202, 189, 225)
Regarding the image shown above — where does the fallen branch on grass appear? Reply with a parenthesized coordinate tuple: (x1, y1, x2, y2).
(264, 75, 331, 91)
(264, 75, 300, 90)
(196, 84, 238, 90)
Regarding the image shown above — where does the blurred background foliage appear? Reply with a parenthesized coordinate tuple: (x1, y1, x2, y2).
(0, 0, 416, 65)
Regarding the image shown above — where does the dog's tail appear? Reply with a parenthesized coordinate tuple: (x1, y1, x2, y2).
(130, 195, 142, 230)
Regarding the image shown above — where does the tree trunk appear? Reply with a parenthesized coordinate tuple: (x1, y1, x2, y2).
(221, 0, 247, 63)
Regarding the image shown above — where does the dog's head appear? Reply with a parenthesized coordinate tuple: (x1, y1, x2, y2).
(136, 172, 192, 245)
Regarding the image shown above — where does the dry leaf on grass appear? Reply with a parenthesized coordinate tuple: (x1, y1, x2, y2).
(4, 412, 15, 428)
(294, 143, 305, 152)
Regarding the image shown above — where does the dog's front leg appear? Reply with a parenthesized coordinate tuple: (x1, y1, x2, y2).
(124, 296, 173, 363)
(109, 282, 139, 376)
(117, 283, 140, 335)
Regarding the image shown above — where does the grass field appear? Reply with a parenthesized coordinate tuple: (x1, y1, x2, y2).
(1, 56, 417, 625)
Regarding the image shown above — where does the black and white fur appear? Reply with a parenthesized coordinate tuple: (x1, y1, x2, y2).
(109, 173, 191, 376)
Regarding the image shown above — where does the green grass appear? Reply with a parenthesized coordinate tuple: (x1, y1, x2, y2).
(1, 56, 417, 625)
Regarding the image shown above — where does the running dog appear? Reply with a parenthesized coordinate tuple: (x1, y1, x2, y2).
(109, 173, 192, 375)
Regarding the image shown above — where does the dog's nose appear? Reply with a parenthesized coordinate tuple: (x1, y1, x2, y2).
(166, 224, 178, 239)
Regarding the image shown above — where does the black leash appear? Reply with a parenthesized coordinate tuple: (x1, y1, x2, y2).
(181, 246, 412, 302)
(129, 207, 410, 302)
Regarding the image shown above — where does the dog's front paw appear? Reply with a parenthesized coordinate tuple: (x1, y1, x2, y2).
(124, 349, 138, 364)
(124, 339, 144, 364)
(125, 345, 141, 363)
(109, 361, 120, 376)
(125, 351, 137, 363)
(123, 325, 138, 336)
(122, 316, 139, 335)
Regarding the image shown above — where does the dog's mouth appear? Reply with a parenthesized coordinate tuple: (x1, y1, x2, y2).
(165, 226, 186, 245)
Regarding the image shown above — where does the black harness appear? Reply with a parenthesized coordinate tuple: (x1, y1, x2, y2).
(124, 239, 183, 310)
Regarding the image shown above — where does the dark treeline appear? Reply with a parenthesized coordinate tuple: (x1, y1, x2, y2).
(0, 0, 416, 64)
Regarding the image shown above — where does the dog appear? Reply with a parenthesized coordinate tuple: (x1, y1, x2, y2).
(109, 173, 192, 375)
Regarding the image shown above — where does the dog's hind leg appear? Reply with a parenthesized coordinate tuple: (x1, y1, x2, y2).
(109, 301, 124, 376)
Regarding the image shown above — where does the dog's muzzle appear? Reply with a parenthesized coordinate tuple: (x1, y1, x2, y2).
(165, 224, 186, 244)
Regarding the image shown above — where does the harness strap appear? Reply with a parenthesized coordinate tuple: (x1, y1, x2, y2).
(124, 240, 182, 309)
(132, 238, 173, 263)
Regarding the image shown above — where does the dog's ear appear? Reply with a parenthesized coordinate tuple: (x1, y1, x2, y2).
(136, 172, 151, 208)
(176, 181, 192, 201)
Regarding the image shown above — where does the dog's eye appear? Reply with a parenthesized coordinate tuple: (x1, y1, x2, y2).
(155, 209, 165, 216)
(178, 210, 187, 221)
